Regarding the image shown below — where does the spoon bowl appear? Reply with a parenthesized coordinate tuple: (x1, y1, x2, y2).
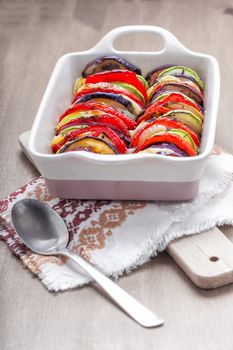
(11, 199, 68, 254)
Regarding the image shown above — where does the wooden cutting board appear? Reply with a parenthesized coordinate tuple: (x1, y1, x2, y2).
(19, 131, 233, 290)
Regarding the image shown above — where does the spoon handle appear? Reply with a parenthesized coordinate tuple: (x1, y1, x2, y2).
(61, 249, 163, 328)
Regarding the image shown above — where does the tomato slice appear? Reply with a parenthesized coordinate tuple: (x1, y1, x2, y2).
(56, 114, 130, 138)
(52, 127, 91, 153)
(72, 83, 144, 107)
(135, 132, 197, 156)
(153, 92, 203, 113)
(86, 70, 148, 104)
(52, 125, 127, 154)
(132, 117, 200, 148)
(58, 102, 135, 130)
(136, 92, 204, 125)
(136, 105, 170, 125)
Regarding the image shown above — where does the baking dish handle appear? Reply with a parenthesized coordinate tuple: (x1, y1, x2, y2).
(92, 25, 186, 53)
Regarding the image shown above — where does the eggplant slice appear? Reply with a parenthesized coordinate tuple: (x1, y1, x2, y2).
(150, 83, 203, 106)
(140, 143, 188, 157)
(74, 92, 142, 117)
(158, 66, 204, 90)
(58, 136, 119, 155)
(82, 56, 142, 77)
(145, 65, 174, 86)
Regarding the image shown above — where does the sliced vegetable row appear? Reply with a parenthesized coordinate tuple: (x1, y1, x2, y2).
(131, 65, 205, 157)
(51, 57, 205, 157)
(52, 56, 147, 154)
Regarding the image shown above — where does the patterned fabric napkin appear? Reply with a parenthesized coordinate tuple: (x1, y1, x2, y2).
(1, 146, 233, 292)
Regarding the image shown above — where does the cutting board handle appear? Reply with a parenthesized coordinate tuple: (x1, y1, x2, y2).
(167, 227, 233, 289)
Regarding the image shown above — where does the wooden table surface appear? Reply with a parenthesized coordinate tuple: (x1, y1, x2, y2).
(1, 0, 233, 349)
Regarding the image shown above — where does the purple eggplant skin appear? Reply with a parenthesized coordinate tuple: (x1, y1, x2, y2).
(144, 143, 188, 157)
(82, 56, 142, 77)
(74, 92, 135, 113)
(58, 121, 131, 146)
(173, 74, 204, 92)
(150, 89, 204, 113)
(58, 136, 119, 154)
(145, 65, 174, 86)
(114, 130, 131, 148)
(58, 118, 131, 145)
(150, 83, 204, 106)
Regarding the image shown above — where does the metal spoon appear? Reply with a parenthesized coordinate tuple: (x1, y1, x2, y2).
(11, 198, 163, 328)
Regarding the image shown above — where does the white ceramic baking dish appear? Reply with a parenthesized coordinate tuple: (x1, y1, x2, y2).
(28, 25, 220, 201)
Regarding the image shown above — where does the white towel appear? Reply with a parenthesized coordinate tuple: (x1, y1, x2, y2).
(0, 146, 232, 291)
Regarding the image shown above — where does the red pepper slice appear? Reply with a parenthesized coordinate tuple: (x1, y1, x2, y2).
(136, 105, 170, 125)
(86, 70, 148, 104)
(135, 132, 197, 156)
(72, 86, 143, 108)
(52, 125, 127, 154)
(56, 114, 130, 138)
(136, 92, 204, 125)
(58, 102, 135, 130)
(131, 117, 200, 148)
(52, 127, 88, 153)
(153, 92, 203, 113)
